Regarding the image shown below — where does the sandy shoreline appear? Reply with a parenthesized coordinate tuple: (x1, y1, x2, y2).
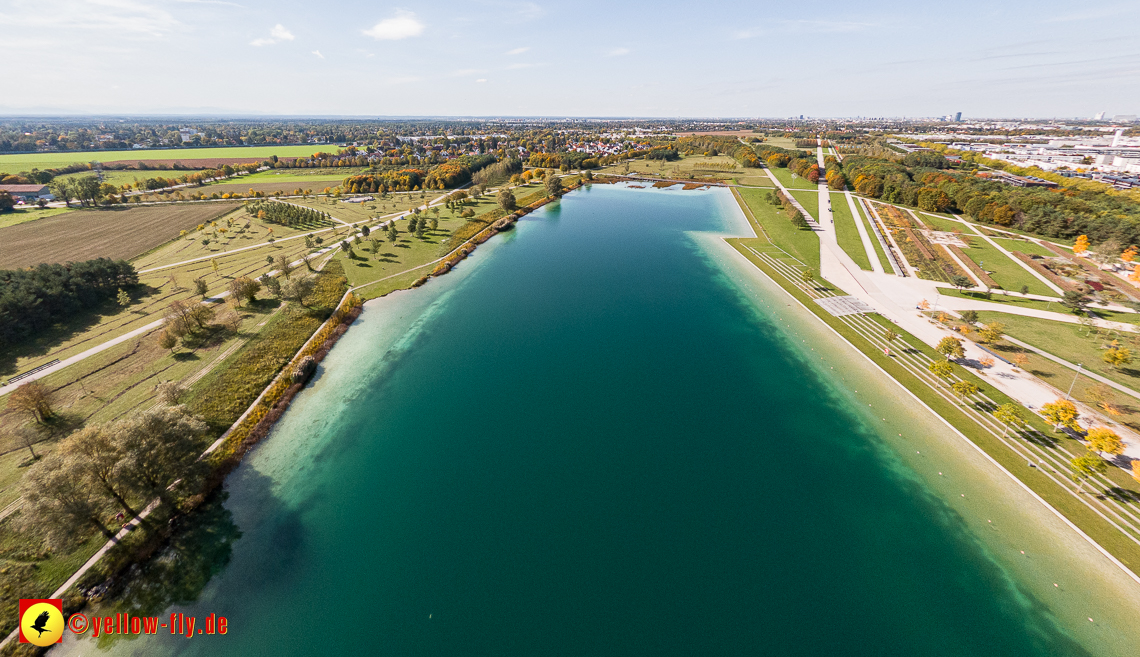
(695, 196, 1140, 655)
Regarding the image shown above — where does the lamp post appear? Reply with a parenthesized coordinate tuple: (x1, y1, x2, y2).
(1065, 363, 1084, 400)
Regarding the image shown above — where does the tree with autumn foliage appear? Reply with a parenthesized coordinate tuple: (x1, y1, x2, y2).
(1073, 235, 1089, 255)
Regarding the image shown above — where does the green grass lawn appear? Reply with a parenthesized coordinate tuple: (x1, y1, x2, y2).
(0, 206, 71, 229)
(991, 237, 1057, 258)
(975, 311, 1140, 394)
(937, 288, 1063, 312)
(737, 187, 819, 269)
(957, 238, 1055, 296)
(829, 192, 871, 270)
(789, 189, 820, 222)
(766, 166, 817, 190)
(851, 196, 893, 273)
(0, 145, 335, 173)
(914, 212, 964, 232)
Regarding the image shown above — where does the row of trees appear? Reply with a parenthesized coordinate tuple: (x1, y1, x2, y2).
(840, 152, 1140, 244)
(765, 189, 808, 228)
(342, 169, 426, 193)
(422, 154, 497, 189)
(0, 258, 137, 349)
(926, 330, 1132, 493)
(244, 200, 331, 227)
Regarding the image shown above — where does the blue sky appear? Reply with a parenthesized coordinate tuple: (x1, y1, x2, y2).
(1, 0, 1137, 117)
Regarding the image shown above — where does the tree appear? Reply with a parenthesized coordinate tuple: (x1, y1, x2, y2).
(1019, 285, 1030, 295)
(112, 405, 208, 505)
(993, 403, 1024, 437)
(116, 287, 131, 308)
(264, 275, 282, 298)
(950, 274, 972, 291)
(1073, 235, 1089, 256)
(1085, 426, 1124, 455)
(1132, 460, 1140, 485)
(977, 322, 1005, 344)
(936, 336, 965, 360)
(1102, 346, 1132, 370)
(20, 453, 118, 548)
(61, 425, 139, 517)
(158, 330, 178, 353)
(281, 276, 315, 307)
(228, 276, 261, 306)
(1061, 290, 1089, 314)
(194, 278, 209, 297)
(275, 254, 293, 277)
(959, 310, 978, 324)
(928, 360, 954, 380)
(951, 380, 979, 404)
(545, 174, 563, 198)
(498, 187, 517, 212)
(1041, 398, 1080, 432)
(884, 329, 899, 344)
(9, 381, 54, 424)
(801, 268, 815, 284)
(1069, 451, 1106, 493)
(790, 210, 809, 228)
(49, 179, 74, 207)
(14, 425, 43, 461)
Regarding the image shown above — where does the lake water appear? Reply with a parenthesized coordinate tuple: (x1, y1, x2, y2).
(64, 184, 1140, 656)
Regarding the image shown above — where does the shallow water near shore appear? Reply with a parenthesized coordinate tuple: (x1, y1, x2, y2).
(61, 184, 1140, 656)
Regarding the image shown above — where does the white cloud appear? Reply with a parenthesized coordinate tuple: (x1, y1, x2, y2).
(606, 47, 630, 57)
(312, 50, 324, 59)
(476, 78, 487, 83)
(363, 10, 424, 40)
(271, 24, 294, 41)
(250, 23, 293, 46)
(505, 46, 529, 55)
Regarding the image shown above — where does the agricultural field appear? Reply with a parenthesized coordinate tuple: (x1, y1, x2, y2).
(0, 145, 331, 173)
(204, 168, 366, 186)
(0, 206, 71, 229)
(0, 202, 240, 269)
(829, 192, 871, 270)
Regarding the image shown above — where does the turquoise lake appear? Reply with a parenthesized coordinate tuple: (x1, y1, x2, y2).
(70, 184, 1134, 656)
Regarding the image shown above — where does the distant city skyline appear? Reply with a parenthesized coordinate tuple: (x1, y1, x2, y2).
(1, 0, 1137, 117)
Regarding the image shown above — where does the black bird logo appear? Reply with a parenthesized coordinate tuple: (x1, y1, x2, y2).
(30, 611, 52, 637)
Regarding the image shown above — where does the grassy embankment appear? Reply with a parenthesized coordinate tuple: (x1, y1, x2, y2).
(788, 190, 819, 222)
(850, 194, 893, 273)
(736, 187, 819, 270)
(955, 238, 1056, 296)
(828, 191, 871, 270)
(731, 187, 1140, 574)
